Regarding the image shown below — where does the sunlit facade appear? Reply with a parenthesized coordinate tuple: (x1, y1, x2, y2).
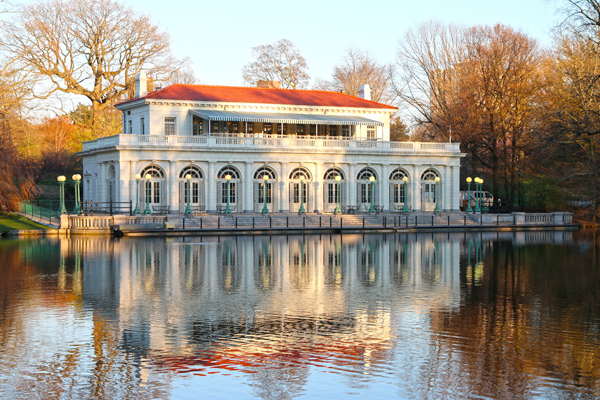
(80, 73, 464, 214)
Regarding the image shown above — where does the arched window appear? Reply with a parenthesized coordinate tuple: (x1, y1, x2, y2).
(421, 168, 441, 211)
(217, 166, 240, 180)
(140, 165, 166, 208)
(141, 165, 165, 178)
(289, 167, 312, 181)
(254, 166, 277, 180)
(179, 165, 203, 179)
(421, 169, 439, 181)
(357, 167, 377, 181)
(389, 168, 408, 181)
(324, 167, 345, 181)
(107, 165, 116, 202)
(356, 167, 378, 207)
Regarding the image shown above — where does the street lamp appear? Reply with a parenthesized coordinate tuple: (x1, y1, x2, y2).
(402, 176, 409, 213)
(262, 175, 269, 215)
(298, 176, 306, 215)
(334, 175, 342, 215)
(474, 177, 481, 213)
(72, 174, 82, 215)
(434, 176, 441, 212)
(144, 173, 152, 214)
(133, 174, 141, 215)
(466, 177, 473, 213)
(184, 174, 192, 216)
(369, 176, 376, 214)
(57, 175, 67, 214)
(224, 174, 232, 214)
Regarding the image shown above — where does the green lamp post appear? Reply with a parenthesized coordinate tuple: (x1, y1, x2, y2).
(72, 174, 81, 215)
(143, 173, 152, 214)
(298, 176, 306, 215)
(474, 177, 481, 213)
(133, 174, 141, 215)
(224, 174, 232, 214)
(334, 175, 342, 215)
(57, 175, 67, 214)
(434, 176, 441, 212)
(402, 176, 409, 213)
(184, 174, 192, 216)
(262, 175, 269, 215)
(369, 176, 376, 213)
(466, 177, 473, 213)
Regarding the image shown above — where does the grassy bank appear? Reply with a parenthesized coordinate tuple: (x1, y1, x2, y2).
(0, 213, 49, 232)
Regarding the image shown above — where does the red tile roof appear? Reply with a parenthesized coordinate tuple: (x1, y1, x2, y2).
(118, 84, 397, 110)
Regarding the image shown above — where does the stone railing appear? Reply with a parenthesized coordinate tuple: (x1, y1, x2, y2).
(63, 215, 167, 230)
(81, 134, 462, 154)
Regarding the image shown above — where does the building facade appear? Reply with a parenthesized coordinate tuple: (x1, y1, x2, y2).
(80, 73, 464, 214)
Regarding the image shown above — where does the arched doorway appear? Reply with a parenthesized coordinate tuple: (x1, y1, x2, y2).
(107, 165, 116, 203)
(389, 168, 409, 212)
(289, 167, 312, 213)
(140, 165, 166, 210)
(421, 169, 440, 211)
(356, 168, 378, 212)
(253, 166, 277, 213)
(323, 167, 346, 213)
(179, 165, 205, 212)
(217, 166, 241, 212)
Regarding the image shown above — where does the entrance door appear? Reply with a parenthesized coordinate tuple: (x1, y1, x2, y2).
(422, 182, 437, 211)
(254, 181, 274, 212)
(289, 181, 310, 213)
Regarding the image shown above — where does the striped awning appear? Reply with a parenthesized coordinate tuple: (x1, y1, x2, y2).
(189, 109, 383, 126)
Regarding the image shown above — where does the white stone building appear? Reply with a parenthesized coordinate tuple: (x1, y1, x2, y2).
(80, 73, 464, 214)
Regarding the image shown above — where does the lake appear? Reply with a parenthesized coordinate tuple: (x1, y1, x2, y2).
(0, 230, 598, 399)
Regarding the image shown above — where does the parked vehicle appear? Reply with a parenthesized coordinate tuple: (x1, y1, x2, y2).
(460, 190, 494, 210)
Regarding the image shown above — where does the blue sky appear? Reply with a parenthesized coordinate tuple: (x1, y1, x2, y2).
(121, 0, 559, 87)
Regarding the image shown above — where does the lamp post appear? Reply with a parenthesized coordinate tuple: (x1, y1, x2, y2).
(262, 175, 269, 214)
(434, 176, 441, 212)
(298, 176, 306, 215)
(369, 176, 376, 214)
(225, 174, 232, 214)
(184, 174, 192, 216)
(57, 175, 67, 214)
(72, 174, 81, 214)
(466, 177, 473, 213)
(334, 175, 342, 215)
(133, 174, 141, 215)
(402, 176, 409, 213)
(144, 174, 152, 214)
(474, 177, 481, 213)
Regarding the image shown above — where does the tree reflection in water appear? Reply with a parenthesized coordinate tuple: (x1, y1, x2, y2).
(0, 230, 598, 399)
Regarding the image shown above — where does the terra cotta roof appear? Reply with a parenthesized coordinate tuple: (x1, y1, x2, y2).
(118, 84, 397, 110)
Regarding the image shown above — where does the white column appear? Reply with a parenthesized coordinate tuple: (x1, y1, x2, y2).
(98, 162, 106, 203)
(382, 164, 390, 211)
(117, 161, 130, 205)
(169, 161, 177, 212)
(443, 165, 451, 211)
(349, 164, 356, 206)
(452, 164, 460, 210)
(412, 165, 421, 211)
(207, 162, 216, 212)
(314, 162, 322, 213)
(280, 162, 289, 213)
(245, 162, 253, 213)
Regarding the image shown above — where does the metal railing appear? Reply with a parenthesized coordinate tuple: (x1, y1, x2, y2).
(18, 202, 60, 226)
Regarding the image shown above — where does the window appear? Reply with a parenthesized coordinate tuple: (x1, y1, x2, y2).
(164, 117, 176, 135)
(140, 118, 145, 135)
(328, 125, 337, 136)
(263, 123, 272, 135)
(367, 125, 376, 140)
(341, 125, 350, 137)
(192, 116, 203, 135)
(128, 120, 132, 134)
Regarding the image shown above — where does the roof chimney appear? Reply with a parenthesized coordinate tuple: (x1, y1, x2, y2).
(358, 84, 371, 101)
(257, 80, 282, 89)
(135, 72, 148, 98)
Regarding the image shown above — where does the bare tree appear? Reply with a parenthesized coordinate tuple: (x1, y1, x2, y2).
(325, 48, 394, 104)
(1, 0, 185, 127)
(242, 39, 309, 89)
(162, 66, 200, 86)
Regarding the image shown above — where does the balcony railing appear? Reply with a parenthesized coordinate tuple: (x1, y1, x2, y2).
(81, 133, 462, 154)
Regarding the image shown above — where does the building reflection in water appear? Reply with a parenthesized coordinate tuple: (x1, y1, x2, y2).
(2, 229, 597, 399)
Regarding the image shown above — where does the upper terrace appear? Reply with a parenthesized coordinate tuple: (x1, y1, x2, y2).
(80, 133, 461, 154)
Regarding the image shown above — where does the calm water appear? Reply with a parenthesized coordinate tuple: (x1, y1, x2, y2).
(0, 230, 598, 399)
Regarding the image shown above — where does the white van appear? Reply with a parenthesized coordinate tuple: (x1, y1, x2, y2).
(460, 191, 494, 209)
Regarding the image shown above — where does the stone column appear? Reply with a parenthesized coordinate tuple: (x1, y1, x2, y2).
(412, 165, 421, 211)
(207, 162, 216, 213)
(98, 162, 106, 203)
(314, 162, 322, 213)
(117, 161, 131, 205)
(245, 162, 253, 213)
(280, 162, 289, 213)
(382, 164, 390, 211)
(349, 164, 356, 206)
(169, 161, 177, 213)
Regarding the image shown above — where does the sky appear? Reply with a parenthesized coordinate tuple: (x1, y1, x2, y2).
(120, 0, 560, 87)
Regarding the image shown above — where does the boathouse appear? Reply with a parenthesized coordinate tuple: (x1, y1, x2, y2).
(79, 73, 464, 214)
